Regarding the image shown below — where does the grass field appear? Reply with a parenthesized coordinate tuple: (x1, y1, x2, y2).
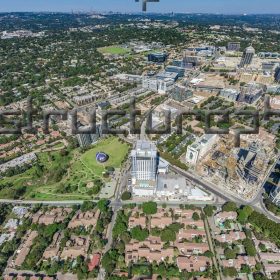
(0, 137, 130, 201)
(98, 45, 130, 55)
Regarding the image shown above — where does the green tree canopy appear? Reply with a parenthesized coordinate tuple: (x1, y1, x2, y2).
(142, 201, 157, 215)
(160, 228, 176, 242)
(192, 212, 200, 221)
(203, 205, 216, 217)
(222, 202, 237, 212)
(97, 199, 110, 212)
(130, 226, 149, 241)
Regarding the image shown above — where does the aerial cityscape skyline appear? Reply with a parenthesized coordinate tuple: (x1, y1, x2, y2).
(1, 0, 280, 14)
(1, 6, 280, 280)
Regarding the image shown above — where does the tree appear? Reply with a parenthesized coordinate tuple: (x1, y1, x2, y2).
(259, 243, 267, 252)
(223, 267, 238, 278)
(204, 250, 214, 258)
(101, 250, 118, 274)
(121, 191, 131, 201)
(248, 211, 280, 246)
(130, 226, 149, 241)
(97, 199, 109, 212)
(203, 205, 216, 217)
(142, 202, 157, 215)
(192, 212, 200, 221)
(224, 248, 237, 260)
(160, 228, 176, 242)
(120, 232, 131, 244)
(241, 264, 251, 274)
(222, 202, 237, 212)
(238, 205, 254, 224)
(81, 201, 95, 212)
(253, 272, 268, 280)
(243, 238, 257, 256)
(255, 262, 263, 272)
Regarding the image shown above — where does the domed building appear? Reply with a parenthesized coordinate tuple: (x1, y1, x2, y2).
(96, 152, 109, 163)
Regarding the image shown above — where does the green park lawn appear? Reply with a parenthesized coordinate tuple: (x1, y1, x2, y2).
(98, 45, 130, 55)
(0, 137, 129, 201)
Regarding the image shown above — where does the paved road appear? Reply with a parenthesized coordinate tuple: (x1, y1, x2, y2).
(203, 215, 221, 280)
(249, 155, 280, 205)
(170, 165, 280, 223)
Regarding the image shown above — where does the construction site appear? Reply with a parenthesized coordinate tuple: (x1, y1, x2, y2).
(196, 129, 277, 200)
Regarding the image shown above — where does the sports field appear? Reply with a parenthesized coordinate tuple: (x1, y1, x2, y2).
(0, 137, 130, 201)
(98, 45, 130, 55)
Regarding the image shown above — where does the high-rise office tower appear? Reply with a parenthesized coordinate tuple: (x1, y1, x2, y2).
(131, 140, 158, 196)
(239, 46, 255, 68)
(131, 140, 158, 181)
(269, 187, 280, 207)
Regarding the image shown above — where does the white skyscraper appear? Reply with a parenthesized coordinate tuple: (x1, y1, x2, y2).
(131, 140, 158, 196)
(186, 134, 218, 166)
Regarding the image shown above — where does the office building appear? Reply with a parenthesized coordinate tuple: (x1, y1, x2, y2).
(148, 53, 168, 63)
(186, 134, 218, 166)
(157, 78, 174, 94)
(142, 76, 174, 94)
(275, 67, 280, 83)
(239, 46, 255, 68)
(239, 83, 264, 104)
(182, 55, 200, 67)
(227, 42, 240, 52)
(269, 187, 280, 207)
(258, 52, 280, 59)
(262, 62, 276, 72)
(142, 77, 158, 92)
(267, 85, 280, 94)
(220, 88, 240, 101)
(170, 85, 193, 102)
(173, 60, 183, 67)
(156, 71, 178, 82)
(165, 66, 185, 78)
(131, 140, 158, 196)
(77, 125, 101, 148)
(156, 174, 189, 199)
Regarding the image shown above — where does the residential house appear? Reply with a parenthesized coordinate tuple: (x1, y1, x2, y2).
(177, 229, 207, 242)
(125, 237, 174, 264)
(128, 215, 146, 229)
(60, 236, 90, 260)
(216, 231, 246, 243)
(176, 242, 209, 255)
(177, 256, 211, 272)
(43, 231, 64, 260)
(14, 231, 38, 267)
(68, 209, 100, 229)
(214, 211, 237, 223)
(222, 255, 256, 270)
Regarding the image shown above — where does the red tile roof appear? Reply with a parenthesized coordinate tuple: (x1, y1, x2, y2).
(88, 253, 101, 271)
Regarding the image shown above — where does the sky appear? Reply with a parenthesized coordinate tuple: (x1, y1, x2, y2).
(0, 0, 280, 14)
